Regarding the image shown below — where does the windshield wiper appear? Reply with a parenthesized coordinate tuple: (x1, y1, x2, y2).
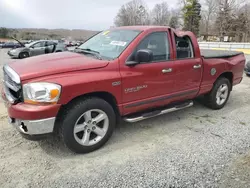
(76, 48, 102, 60)
(81, 48, 100, 54)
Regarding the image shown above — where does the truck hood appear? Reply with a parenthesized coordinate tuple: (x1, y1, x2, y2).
(8, 52, 109, 81)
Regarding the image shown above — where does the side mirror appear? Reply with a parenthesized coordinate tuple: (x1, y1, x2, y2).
(135, 49, 153, 63)
(125, 49, 153, 67)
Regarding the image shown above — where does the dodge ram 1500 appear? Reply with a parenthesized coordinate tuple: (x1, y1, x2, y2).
(2, 26, 245, 153)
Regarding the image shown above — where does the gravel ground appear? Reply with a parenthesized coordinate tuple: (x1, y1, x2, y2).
(0, 49, 250, 188)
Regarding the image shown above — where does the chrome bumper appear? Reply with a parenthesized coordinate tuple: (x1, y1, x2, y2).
(9, 117, 56, 135)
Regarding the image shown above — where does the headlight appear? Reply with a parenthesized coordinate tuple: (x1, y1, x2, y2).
(11, 49, 16, 53)
(23, 82, 61, 104)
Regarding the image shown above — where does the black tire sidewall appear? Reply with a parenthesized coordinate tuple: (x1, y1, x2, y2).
(61, 98, 116, 153)
(19, 52, 29, 59)
(206, 78, 231, 110)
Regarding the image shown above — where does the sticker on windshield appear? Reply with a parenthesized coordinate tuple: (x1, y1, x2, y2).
(102, 30, 110, 35)
(110, 41, 127, 46)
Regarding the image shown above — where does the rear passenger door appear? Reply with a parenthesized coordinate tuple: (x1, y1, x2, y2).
(173, 35, 202, 99)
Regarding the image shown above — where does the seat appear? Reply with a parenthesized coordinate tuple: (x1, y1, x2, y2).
(177, 41, 190, 59)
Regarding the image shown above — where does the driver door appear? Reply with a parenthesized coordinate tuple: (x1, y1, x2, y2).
(120, 31, 176, 114)
(30, 41, 46, 56)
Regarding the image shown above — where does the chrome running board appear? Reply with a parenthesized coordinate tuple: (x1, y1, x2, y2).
(123, 101, 194, 123)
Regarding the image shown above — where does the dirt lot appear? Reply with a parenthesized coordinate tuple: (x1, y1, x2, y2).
(0, 49, 250, 188)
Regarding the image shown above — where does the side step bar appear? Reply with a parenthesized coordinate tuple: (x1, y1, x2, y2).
(123, 101, 194, 123)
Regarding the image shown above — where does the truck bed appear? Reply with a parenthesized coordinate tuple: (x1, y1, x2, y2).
(201, 49, 243, 59)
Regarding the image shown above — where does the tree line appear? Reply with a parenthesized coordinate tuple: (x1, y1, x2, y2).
(114, 0, 250, 42)
(0, 27, 61, 40)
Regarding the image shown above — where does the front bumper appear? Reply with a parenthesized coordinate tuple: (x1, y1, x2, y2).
(9, 117, 56, 135)
(7, 51, 19, 58)
(2, 93, 61, 135)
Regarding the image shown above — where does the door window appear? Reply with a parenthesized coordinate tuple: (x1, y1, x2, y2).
(32, 42, 45, 48)
(131, 32, 170, 62)
(175, 36, 194, 59)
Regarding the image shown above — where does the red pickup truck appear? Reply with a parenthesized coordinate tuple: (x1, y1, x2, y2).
(2, 26, 245, 153)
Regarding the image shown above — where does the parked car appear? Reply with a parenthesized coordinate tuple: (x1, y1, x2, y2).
(76, 41, 84, 46)
(2, 26, 245, 154)
(7, 39, 68, 59)
(66, 41, 75, 47)
(244, 61, 250, 76)
(0, 42, 22, 49)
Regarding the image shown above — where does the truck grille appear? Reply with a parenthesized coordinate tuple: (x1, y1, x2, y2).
(3, 65, 21, 103)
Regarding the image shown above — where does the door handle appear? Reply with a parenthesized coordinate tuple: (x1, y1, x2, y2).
(162, 68, 172, 73)
(193, 64, 201, 69)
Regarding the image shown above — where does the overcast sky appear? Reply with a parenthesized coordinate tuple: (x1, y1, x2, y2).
(0, 0, 176, 30)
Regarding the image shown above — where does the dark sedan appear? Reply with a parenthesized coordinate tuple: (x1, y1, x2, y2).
(0, 42, 22, 49)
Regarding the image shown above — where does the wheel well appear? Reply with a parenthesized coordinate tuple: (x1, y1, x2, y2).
(217, 72, 233, 89)
(19, 51, 29, 57)
(20, 51, 28, 54)
(55, 92, 120, 132)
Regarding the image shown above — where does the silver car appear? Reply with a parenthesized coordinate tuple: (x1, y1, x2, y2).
(7, 39, 68, 59)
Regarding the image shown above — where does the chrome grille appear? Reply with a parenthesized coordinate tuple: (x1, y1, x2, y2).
(3, 65, 21, 103)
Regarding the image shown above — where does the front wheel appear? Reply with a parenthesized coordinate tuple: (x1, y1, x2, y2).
(204, 77, 231, 110)
(19, 52, 29, 59)
(59, 98, 116, 153)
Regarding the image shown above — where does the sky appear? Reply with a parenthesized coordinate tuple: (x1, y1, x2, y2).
(0, 0, 176, 30)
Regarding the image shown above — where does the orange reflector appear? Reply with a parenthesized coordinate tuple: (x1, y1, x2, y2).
(24, 99, 39, 105)
(50, 89, 59, 99)
(24, 99, 57, 105)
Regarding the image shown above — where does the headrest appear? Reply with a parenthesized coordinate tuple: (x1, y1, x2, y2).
(177, 41, 189, 48)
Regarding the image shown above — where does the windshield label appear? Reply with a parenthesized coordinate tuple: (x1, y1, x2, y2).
(102, 30, 110, 35)
(110, 41, 127, 47)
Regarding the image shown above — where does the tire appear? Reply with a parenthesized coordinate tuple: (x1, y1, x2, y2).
(204, 77, 231, 110)
(19, 52, 29, 59)
(59, 97, 116, 153)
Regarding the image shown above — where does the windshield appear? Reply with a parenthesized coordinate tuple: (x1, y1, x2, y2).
(25, 41, 38, 47)
(77, 29, 141, 59)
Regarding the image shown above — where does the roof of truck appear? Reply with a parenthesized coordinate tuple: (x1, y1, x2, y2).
(113, 25, 171, 31)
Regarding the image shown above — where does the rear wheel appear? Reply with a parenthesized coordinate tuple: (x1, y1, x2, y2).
(204, 77, 231, 110)
(19, 52, 29, 59)
(59, 98, 116, 153)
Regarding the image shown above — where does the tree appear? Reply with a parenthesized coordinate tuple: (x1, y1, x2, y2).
(202, 0, 217, 37)
(215, 0, 233, 41)
(182, 0, 202, 36)
(151, 2, 170, 26)
(169, 9, 180, 29)
(169, 16, 179, 28)
(114, 0, 150, 26)
(230, 2, 250, 42)
(0, 27, 9, 38)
